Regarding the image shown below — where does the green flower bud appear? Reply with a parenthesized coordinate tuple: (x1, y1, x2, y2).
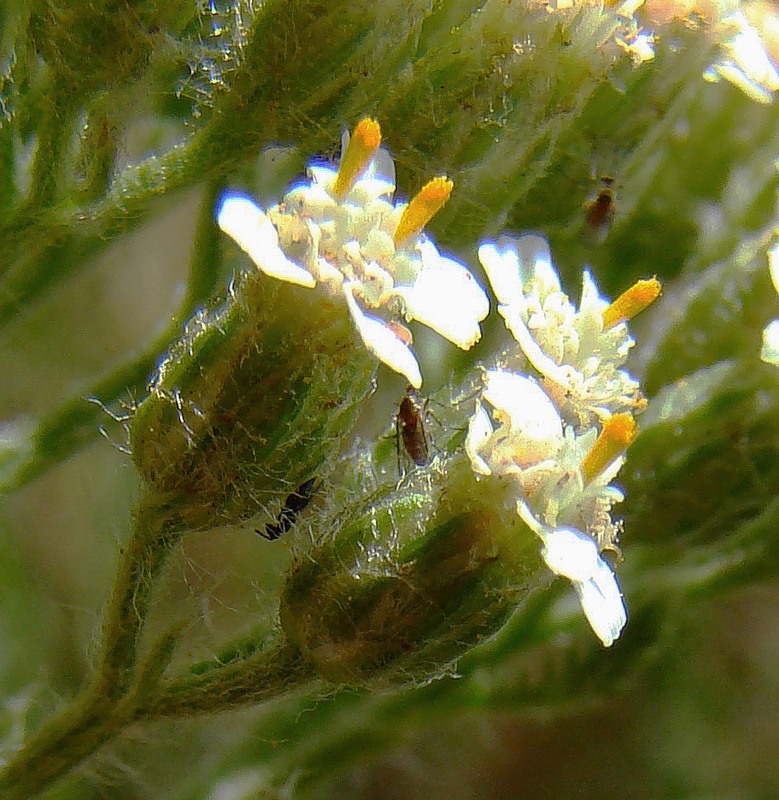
(280, 454, 541, 685)
(129, 270, 376, 530)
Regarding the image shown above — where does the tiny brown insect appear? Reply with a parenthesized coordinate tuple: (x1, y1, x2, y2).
(396, 386, 430, 468)
(585, 176, 616, 235)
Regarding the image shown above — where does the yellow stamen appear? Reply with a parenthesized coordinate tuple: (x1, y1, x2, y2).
(393, 176, 453, 246)
(602, 277, 662, 330)
(332, 118, 382, 201)
(581, 413, 637, 483)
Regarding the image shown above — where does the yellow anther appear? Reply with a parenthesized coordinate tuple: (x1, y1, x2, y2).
(581, 413, 637, 483)
(332, 118, 382, 201)
(602, 277, 662, 330)
(393, 176, 453, 247)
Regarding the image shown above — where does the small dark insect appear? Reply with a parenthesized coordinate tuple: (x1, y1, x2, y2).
(257, 477, 317, 541)
(397, 385, 430, 468)
(585, 176, 616, 235)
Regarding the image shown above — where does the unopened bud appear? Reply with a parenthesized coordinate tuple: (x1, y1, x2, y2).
(280, 456, 542, 685)
(129, 271, 376, 530)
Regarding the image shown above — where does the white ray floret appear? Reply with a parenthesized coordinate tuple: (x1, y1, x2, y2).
(518, 501, 627, 648)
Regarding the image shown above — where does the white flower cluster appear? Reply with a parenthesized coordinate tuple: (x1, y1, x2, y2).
(467, 234, 660, 646)
(761, 242, 779, 366)
(217, 119, 489, 388)
(216, 119, 661, 649)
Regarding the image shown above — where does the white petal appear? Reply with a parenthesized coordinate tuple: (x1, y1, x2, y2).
(728, 16, 779, 91)
(573, 564, 627, 647)
(478, 233, 558, 307)
(499, 304, 574, 387)
(308, 164, 339, 192)
(483, 370, 563, 444)
(344, 286, 422, 387)
(217, 195, 316, 288)
(465, 403, 495, 475)
(761, 319, 779, 365)
(367, 146, 396, 189)
(395, 241, 489, 349)
(478, 240, 526, 306)
(540, 526, 627, 646)
(539, 527, 602, 583)
(580, 269, 608, 315)
(588, 454, 626, 487)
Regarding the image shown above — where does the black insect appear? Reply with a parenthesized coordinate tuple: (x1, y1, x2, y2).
(397, 386, 430, 468)
(257, 477, 317, 541)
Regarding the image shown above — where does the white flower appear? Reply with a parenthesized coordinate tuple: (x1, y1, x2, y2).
(761, 242, 779, 366)
(518, 501, 627, 647)
(466, 368, 628, 546)
(478, 233, 658, 428)
(217, 119, 489, 387)
(216, 196, 316, 288)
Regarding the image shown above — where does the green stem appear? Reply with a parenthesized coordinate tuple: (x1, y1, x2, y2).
(0, 493, 184, 798)
(0, 635, 310, 797)
(94, 493, 184, 698)
(0, 687, 125, 800)
(20, 73, 78, 211)
(136, 641, 313, 719)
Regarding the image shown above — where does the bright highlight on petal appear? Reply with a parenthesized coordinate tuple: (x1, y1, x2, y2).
(217, 196, 316, 288)
(761, 243, 779, 365)
(478, 240, 525, 307)
(393, 241, 489, 349)
(465, 404, 495, 476)
(483, 370, 563, 447)
(542, 527, 627, 648)
(344, 286, 422, 388)
(332, 118, 382, 200)
(768, 242, 779, 293)
(602, 277, 662, 329)
(571, 557, 627, 648)
(393, 177, 453, 246)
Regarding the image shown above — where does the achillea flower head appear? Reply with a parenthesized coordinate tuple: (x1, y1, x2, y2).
(218, 119, 489, 388)
(478, 234, 659, 429)
(469, 233, 658, 646)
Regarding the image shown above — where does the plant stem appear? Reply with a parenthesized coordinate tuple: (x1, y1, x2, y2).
(136, 641, 313, 719)
(0, 686, 127, 800)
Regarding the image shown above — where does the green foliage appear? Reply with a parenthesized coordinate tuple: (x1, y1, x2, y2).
(2, 0, 779, 798)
